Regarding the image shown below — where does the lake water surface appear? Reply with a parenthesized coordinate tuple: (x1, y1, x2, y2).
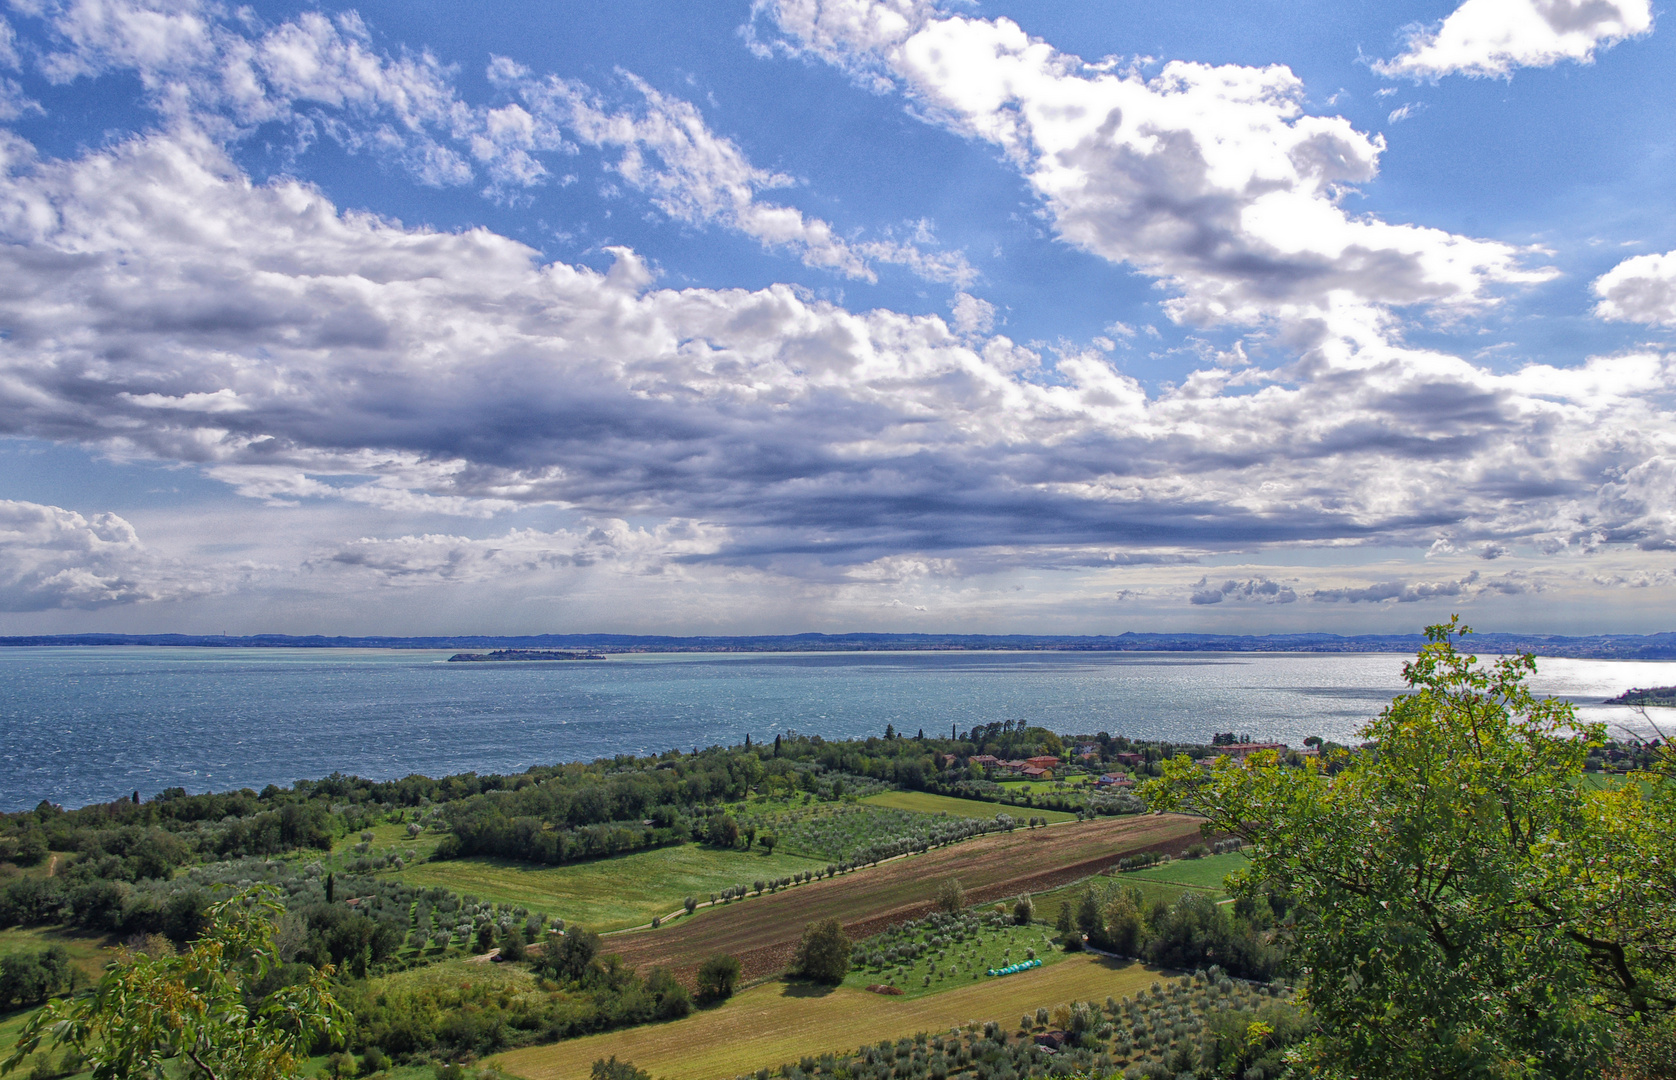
(1, 647, 1670, 811)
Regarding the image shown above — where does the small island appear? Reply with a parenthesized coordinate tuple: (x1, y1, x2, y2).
(447, 649, 606, 662)
(1604, 685, 1676, 707)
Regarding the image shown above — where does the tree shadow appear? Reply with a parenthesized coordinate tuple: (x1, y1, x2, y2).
(779, 979, 840, 999)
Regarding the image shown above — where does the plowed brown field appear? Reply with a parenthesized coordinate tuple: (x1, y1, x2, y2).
(603, 813, 1201, 984)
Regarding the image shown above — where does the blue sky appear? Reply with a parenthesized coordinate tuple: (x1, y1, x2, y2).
(0, 0, 1672, 635)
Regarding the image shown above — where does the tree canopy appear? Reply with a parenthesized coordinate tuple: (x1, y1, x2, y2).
(1147, 618, 1676, 1078)
(3, 885, 345, 1080)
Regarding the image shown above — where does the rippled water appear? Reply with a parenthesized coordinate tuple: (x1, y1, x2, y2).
(1, 647, 1669, 811)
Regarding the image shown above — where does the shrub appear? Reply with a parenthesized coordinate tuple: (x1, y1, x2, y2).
(1012, 894, 1034, 925)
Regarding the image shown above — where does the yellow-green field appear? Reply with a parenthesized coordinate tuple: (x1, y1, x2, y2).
(393, 843, 826, 931)
(859, 790, 1076, 824)
(494, 954, 1161, 1080)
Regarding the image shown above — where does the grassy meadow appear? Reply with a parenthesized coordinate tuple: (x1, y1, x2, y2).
(1118, 852, 1246, 892)
(393, 843, 825, 931)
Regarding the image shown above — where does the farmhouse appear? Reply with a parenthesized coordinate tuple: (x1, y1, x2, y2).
(1021, 766, 1050, 779)
(1095, 773, 1133, 788)
(1025, 755, 1061, 769)
(1112, 752, 1143, 767)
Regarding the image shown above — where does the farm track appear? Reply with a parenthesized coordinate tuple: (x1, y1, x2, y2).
(603, 814, 1202, 985)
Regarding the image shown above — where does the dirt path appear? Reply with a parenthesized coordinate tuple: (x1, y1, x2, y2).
(603, 814, 1202, 985)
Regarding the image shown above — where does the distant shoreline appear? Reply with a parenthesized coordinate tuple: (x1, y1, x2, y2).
(3, 630, 1674, 661)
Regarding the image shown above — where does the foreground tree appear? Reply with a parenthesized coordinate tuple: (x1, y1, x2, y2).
(3, 885, 344, 1080)
(1148, 619, 1675, 1078)
(695, 954, 741, 1004)
(933, 878, 965, 915)
(791, 918, 851, 985)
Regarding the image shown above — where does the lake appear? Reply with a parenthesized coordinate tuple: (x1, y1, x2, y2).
(1, 647, 1670, 811)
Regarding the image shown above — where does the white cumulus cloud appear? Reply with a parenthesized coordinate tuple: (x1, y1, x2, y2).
(1593, 250, 1676, 326)
(755, 0, 1552, 350)
(0, 499, 217, 609)
(1374, 0, 1652, 80)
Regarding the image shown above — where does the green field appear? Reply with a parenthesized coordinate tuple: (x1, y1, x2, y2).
(843, 912, 1069, 999)
(998, 772, 1092, 788)
(1029, 854, 1243, 926)
(393, 842, 825, 931)
(0, 926, 114, 982)
(1118, 851, 1246, 892)
(859, 790, 1076, 824)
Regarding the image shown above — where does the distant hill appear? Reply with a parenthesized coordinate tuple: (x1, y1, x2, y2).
(4, 630, 1675, 659)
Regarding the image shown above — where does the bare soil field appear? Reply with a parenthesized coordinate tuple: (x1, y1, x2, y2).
(602, 814, 1201, 985)
(494, 953, 1161, 1080)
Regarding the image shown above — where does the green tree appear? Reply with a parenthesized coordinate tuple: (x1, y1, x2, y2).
(498, 926, 526, 962)
(758, 832, 777, 855)
(3, 885, 344, 1080)
(1100, 886, 1144, 956)
(1147, 618, 1675, 1078)
(791, 918, 851, 984)
(535, 927, 600, 983)
(1012, 893, 1035, 926)
(934, 878, 965, 915)
(704, 815, 740, 849)
(589, 1058, 649, 1080)
(695, 954, 741, 1004)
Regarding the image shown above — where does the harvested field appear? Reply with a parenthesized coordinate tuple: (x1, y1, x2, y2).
(494, 953, 1160, 1080)
(601, 814, 1201, 985)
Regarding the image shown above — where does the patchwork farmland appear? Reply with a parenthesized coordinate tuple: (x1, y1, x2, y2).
(602, 813, 1203, 984)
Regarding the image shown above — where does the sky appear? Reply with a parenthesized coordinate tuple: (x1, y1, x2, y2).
(0, 0, 1673, 636)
